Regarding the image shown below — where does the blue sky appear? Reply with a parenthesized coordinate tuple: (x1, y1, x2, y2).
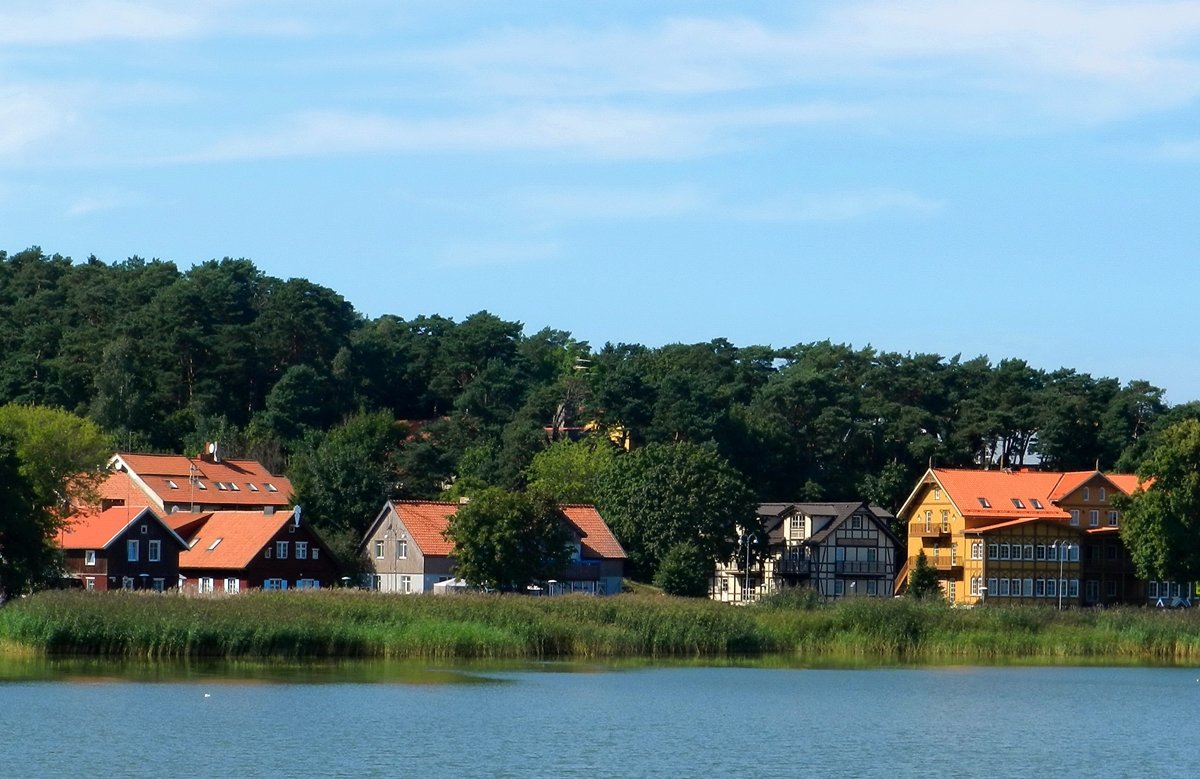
(3, 1, 1199, 402)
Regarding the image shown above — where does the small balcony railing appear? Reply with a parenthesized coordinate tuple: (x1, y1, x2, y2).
(930, 556, 962, 571)
(777, 558, 812, 577)
(914, 524, 951, 538)
(835, 560, 890, 576)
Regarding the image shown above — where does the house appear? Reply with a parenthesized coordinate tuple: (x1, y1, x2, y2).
(360, 500, 626, 594)
(177, 508, 339, 593)
(105, 447, 293, 515)
(711, 502, 901, 603)
(897, 467, 1148, 606)
(59, 505, 189, 591)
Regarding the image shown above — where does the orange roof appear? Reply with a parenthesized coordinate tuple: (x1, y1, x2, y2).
(561, 504, 626, 560)
(111, 452, 293, 508)
(179, 510, 294, 570)
(1046, 471, 1102, 501)
(1106, 474, 1143, 495)
(60, 506, 185, 549)
(388, 501, 458, 557)
(963, 517, 1070, 534)
(383, 500, 626, 560)
(930, 469, 1071, 520)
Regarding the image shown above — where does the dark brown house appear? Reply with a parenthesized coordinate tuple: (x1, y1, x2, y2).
(59, 506, 189, 591)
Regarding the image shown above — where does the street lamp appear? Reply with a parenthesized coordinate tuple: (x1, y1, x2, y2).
(1053, 540, 1074, 611)
(979, 585, 988, 605)
(742, 533, 758, 604)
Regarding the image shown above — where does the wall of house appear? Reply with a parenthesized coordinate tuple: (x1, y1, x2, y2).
(904, 482, 969, 602)
(101, 521, 182, 591)
(971, 525, 1081, 606)
(64, 551, 110, 591)
(241, 525, 340, 589)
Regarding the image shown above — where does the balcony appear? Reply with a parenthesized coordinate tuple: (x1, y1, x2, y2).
(777, 558, 812, 577)
(835, 560, 890, 576)
(930, 557, 962, 572)
(914, 524, 951, 538)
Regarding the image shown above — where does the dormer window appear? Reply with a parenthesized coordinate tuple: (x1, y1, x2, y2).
(195, 480, 207, 490)
(1030, 499, 1043, 509)
(978, 497, 991, 508)
(215, 482, 227, 491)
(208, 538, 222, 550)
(247, 483, 259, 492)
(265, 483, 278, 492)
(166, 480, 179, 490)
(1011, 498, 1024, 509)
(229, 482, 239, 491)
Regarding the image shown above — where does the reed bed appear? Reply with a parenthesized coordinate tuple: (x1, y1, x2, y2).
(4, 589, 1200, 663)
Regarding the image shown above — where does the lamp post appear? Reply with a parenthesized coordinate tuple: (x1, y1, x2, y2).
(979, 585, 988, 605)
(742, 533, 757, 604)
(1053, 540, 1073, 611)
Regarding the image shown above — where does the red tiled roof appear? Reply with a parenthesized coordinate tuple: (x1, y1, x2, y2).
(385, 500, 626, 560)
(1046, 471, 1102, 501)
(60, 506, 187, 550)
(179, 510, 294, 570)
(389, 501, 458, 557)
(561, 504, 626, 560)
(60, 506, 158, 549)
(931, 469, 1071, 520)
(1106, 474, 1144, 495)
(964, 517, 1069, 534)
(111, 452, 293, 507)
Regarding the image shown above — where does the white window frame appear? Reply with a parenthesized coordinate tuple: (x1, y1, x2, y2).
(374, 540, 385, 559)
(224, 578, 240, 593)
(400, 574, 412, 593)
(122, 576, 134, 590)
(127, 540, 139, 562)
(397, 539, 408, 559)
(1089, 510, 1100, 527)
(1108, 511, 1119, 527)
(84, 550, 97, 566)
(276, 541, 289, 559)
(148, 539, 161, 563)
(1070, 509, 1080, 526)
(296, 541, 308, 560)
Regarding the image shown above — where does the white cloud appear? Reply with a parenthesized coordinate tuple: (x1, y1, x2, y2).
(183, 102, 867, 162)
(0, 87, 72, 156)
(510, 184, 709, 221)
(0, 1, 202, 44)
(733, 189, 943, 222)
(439, 240, 561, 269)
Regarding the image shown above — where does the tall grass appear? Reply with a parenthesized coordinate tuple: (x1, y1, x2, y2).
(4, 590, 1200, 662)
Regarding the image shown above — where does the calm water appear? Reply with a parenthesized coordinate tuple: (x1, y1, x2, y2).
(2, 659, 1198, 778)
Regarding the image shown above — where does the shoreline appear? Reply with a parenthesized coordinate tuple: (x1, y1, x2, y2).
(3, 589, 1200, 665)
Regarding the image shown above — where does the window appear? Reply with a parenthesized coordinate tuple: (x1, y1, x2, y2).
(1012, 498, 1025, 509)
(199, 577, 214, 593)
(84, 550, 96, 566)
(166, 480, 178, 489)
(1086, 580, 1099, 602)
(296, 541, 308, 560)
(924, 510, 932, 531)
(263, 578, 286, 590)
(1082, 486, 1090, 502)
(1046, 578, 1057, 597)
(122, 576, 134, 590)
(400, 574, 412, 593)
(312, 548, 319, 560)
(988, 543, 998, 560)
(127, 540, 139, 561)
(999, 579, 1010, 596)
(85, 577, 95, 591)
(1098, 487, 1106, 502)
(1035, 579, 1046, 597)
(970, 541, 982, 560)
(1036, 544, 1046, 561)
(195, 480, 207, 490)
(1023, 544, 1034, 560)
(1023, 579, 1033, 597)
(851, 515, 862, 529)
(947, 581, 956, 601)
(1106, 581, 1117, 598)
(215, 482, 227, 491)
(224, 578, 240, 593)
(229, 483, 239, 491)
(1089, 510, 1099, 527)
(867, 580, 878, 596)
(1069, 580, 1079, 598)
(140, 524, 148, 534)
(1149, 581, 1160, 598)
(940, 510, 949, 531)
(208, 538, 222, 551)
(789, 515, 802, 534)
(720, 577, 728, 592)
(970, 576, 980, 596)
(149, 540, 161, 563)
(1070, 545, 1079, 562)
(834, 580, 845, 596)
(247, 482, 259, 491)
(265, 483, 278, 492)
(1000, 543, 1011, 560)
(264, 546, 272, 559)
(396, 539, 408, 559)
(276, 541, 288, 559)
(987, 577, 998, 597)
(296, 579, 320, 590)
(152, 578, 164, 592)
(1030, 499, 1043, 509)
(1011, 578, 1021, 597)
(374, 541, 385, 559)
(978, 497, 991, 508)
(1108, 511, 1119, 527)
(933, 487, 941, 500)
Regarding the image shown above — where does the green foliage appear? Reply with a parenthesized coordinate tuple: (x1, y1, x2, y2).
(653, 542, 712, 597)
(443, 488, 572, 591)
(0, 436, 52, 599)
(289, 412, 404, 570)
(0, 404, 111, 522)
(595, 441, 757, 581)
(525, 437, 616, 504)
(1116, 419, 1200, 581)
(908, 550, 941, 600)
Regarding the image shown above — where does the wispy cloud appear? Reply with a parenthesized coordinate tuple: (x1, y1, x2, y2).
(0, 2, 202, 44)
(183, 102, 867, 163)
(67, 189, 140, 216)
(439, 240, 561, 269)
(1153, 137, 1200, 160)
(0, 86, 72, 156)
(734, 190, 943, 222)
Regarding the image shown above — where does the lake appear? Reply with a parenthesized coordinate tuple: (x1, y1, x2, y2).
(2, 659, 1198, 778)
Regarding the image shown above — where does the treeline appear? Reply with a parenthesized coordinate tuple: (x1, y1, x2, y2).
(2, 247, 1197, 532)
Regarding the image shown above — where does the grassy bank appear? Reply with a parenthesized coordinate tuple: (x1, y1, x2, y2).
(4, 590, 1200, 663)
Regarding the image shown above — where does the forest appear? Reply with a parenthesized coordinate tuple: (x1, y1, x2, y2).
(2, 246, 1197, 574)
